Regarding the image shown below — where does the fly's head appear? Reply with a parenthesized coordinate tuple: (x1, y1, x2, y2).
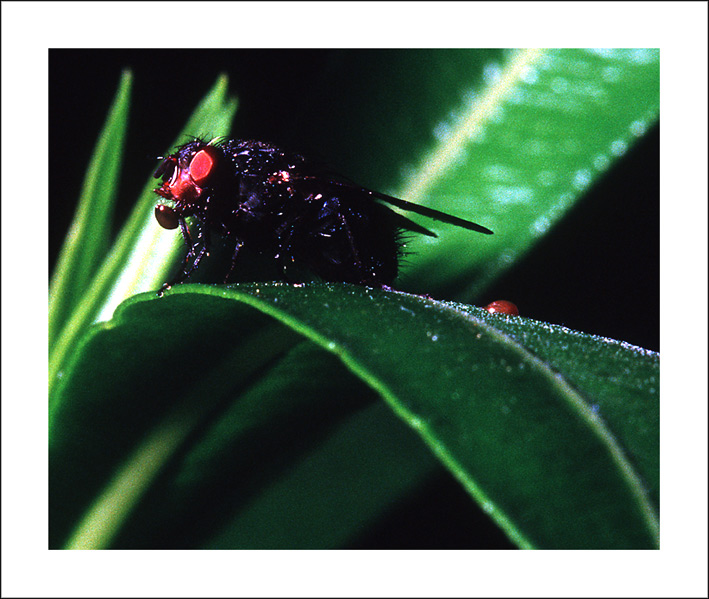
(153, 141, 224, 230)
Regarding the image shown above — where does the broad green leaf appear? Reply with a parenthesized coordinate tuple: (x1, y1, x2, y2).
(50, 283, 658, 549)
(49, 75, 238, 398)
(286, 49, 659, 297)
(452, 301, 659, 508)
(49, 70, 131, 348)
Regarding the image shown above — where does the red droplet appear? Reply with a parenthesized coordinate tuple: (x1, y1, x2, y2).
(189, 146, 219, 186)
(155, 204, 180, 230)
(485, 300, 519, 316)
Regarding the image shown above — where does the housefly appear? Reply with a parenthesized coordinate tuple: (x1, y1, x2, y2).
(153, 137, 492, 292)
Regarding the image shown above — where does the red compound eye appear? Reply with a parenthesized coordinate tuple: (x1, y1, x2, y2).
(155, 204, 180, 230)
(485, 300, 519, 316)
(189, 146, 220, 186)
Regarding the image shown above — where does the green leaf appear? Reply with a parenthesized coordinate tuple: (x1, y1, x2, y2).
(49, 75, 238, 398)
(49, 70, 132, 347)
(50, 284, 658, 549)
(288, 49, 659, 297)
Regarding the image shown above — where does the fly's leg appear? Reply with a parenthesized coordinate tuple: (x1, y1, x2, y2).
(159, 219, 211, 295)
(334, 209, 385, 286)
(271, 194, 341, 279)
(274, 215, 303, 277)
(179, 218, 197, 262)
(159, 242, 208, 295)
(312, 195, 365, 274)
(336, 211, 365, 273)
(187, 228, 210, 274)
(223, 239, 245, 283)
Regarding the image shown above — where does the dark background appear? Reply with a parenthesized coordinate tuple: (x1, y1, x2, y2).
(49, 50, 659, 549)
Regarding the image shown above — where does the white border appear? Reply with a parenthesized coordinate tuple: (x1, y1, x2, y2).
(3, 1, 707, 597)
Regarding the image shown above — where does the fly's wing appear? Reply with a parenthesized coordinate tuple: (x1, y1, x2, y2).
(380, 205, 438, 237)
(371, 190, 494, 235)
(290, 169, 492, 236)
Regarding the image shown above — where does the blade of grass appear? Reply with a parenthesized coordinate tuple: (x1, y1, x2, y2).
(49, 70, 132, 348)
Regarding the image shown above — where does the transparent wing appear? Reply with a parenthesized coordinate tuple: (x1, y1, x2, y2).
(371, 190, 493, 235)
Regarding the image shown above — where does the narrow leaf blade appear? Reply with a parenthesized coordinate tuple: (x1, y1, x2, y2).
(49, 70, 132, 347)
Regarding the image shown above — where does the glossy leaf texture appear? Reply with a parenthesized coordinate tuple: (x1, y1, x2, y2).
(285, 49, 660, 297)
(50, 283, 658, 549)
